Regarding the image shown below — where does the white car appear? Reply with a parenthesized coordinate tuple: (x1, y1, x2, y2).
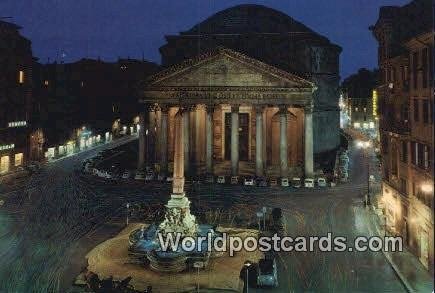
(122, 170, 132, 179)
(317, 177, 327, 187)
(244, 177, 254, 186)
(280, 178, 289, 187)
(217, 176, 226, 184)
(304, 178, 315, 188)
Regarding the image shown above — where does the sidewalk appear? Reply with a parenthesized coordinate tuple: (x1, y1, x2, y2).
(365, 206, 433, 293)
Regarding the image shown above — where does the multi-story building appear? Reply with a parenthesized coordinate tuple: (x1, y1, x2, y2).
(33, 58, 159, 149)
(0, 20, 36, 174)
(371, 0, 433, 272)
(341, 68, 379, 134)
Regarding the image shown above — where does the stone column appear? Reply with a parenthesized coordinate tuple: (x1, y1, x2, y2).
(183, 105, 193, 174)
(148, 106, 156, 164)
(255, 105, 265, 177)
(137, 111, 146, 172)
(205, 105, 214, 175)
(160, 105, 169, 175)
(172, 109, 185, 194)
(279, 106, 288, 177)
(304, 104, 314, 177)
(231, 105, 240, 176)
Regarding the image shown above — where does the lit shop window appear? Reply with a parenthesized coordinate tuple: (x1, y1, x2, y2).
(353, 122, 361, 129)
(44, 80, 49, 86)
(14, 153, 23, 166)
(8, 121, 27, 128)
(363, 123, 369, 129)
(19, 71, 25, 84)
(0, 155, 10, 174)
(369, 122, 375, 129)
(0, 144, 15, 151)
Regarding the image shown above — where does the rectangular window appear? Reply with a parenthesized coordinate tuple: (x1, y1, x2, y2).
(412, 52, 418, 89)
(411, 141, 417, 165)
(401, 141, 408, 163)
(413, 99, 419, 122)
(382, 135, 389, 154)
(417, 143, 424, 168)
(14, 153, 23, 167)
(423, 145, 429, 169)
(422, 48, 428, 88)
(19, 70, 24, 84)
(0, 156, 10, 174)
(422, 99, 429, 124)
(400, 178, 407, 195)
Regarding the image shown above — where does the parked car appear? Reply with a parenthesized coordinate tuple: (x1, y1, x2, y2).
(269, 178, 278, 187)
(122, 170, 132, 179)
(217, 176, 226, 184)
(280, 177, 289, 187)
(230, 176, 239, 185)
(304, 178, 315, 188)
(97, 170, 112, 179)
(291, 177, 302, 188)
(244, 177, 254, 186)
(257, 258, 278, 287)
(145, 171, 154, 181)
(256, 177, 267, 187)
(317, 177, 327, 187)
(134, 170, 145, 180)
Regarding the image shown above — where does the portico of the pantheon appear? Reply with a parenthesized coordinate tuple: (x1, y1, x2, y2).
(137, 47, 316, 178)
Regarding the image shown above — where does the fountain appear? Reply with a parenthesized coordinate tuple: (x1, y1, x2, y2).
(129, 108, 220, 272)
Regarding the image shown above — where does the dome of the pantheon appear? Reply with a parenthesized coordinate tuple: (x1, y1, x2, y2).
(181, 4, 321, 36)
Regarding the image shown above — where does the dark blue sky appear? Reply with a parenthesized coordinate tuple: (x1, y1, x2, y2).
(1, 0, 409, 79)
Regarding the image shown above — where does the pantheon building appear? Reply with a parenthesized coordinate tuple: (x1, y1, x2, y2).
(137, 4, 341, 178)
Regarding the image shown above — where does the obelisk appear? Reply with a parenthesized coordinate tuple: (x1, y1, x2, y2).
(158, 109, 198, 237)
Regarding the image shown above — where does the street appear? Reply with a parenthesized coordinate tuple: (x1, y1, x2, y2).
(0, 137, 405, 292)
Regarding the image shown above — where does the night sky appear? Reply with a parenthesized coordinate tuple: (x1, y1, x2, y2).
(1, 0, 409, 79)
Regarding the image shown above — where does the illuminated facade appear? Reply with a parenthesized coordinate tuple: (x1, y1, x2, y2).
(0, 20, 34, 173)
(341, 68, 378, 133)
(138, 48, 315, 178)
(137, 4, 342, 178)
(371, 0, 433, 272)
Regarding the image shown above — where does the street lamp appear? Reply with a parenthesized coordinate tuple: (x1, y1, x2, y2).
(421, 182, 433, 194)
(126, 203, 130, 226)
(243, 261, 252, 293)
(256, 212, 263, 231)
(356, 140, 372, 206)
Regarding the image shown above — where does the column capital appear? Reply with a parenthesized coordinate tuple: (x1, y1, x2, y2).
(254, 105, 266, 114)
(159, 104, 170, 113)
(180, 104, 196, 112)
(304, 103, 314, 113)
(279, 105, 289, 114)
(231, 104, 240, 113)
(143, 103, 155, 112)
(205, 104, 216, 114)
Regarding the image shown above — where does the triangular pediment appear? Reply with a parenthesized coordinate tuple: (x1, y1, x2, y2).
(147, 48, 313, 89)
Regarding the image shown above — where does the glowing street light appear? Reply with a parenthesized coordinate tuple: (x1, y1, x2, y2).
(421, 183, 433, 194)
